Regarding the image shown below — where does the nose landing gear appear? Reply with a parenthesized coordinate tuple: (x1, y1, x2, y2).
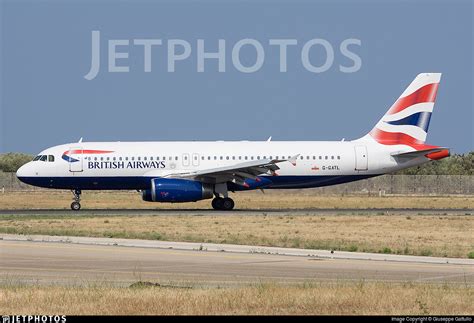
(71, 189, 81, 211)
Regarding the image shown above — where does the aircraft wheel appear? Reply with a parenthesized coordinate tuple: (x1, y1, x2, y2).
(221, 197, 235, 211)
(211, 197, 224, 210)
(71, 201, 81, 211)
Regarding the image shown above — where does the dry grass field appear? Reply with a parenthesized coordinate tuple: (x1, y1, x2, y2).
(0, 190, 473, 209)
(1, 282, 472, 315)
(1, 214, 473, 258)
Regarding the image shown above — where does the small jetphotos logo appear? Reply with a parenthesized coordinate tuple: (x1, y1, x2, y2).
(1, 316, 65, 323)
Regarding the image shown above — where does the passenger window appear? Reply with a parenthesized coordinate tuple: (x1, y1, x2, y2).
(137, 157, 141, 161)
(48, 155, 55, 162)
(226, 156, 229, 160)
(214, 156, 217, 160)
(239, 156, 242, 160)
(251, 156, 254, 160)
(175, 156, 178, 161)
(131, 157, 134, 161)
(125, 157, 129, 161)
(319, 156, 322, 160)
(325, 156, 328, 160)
(300, 156, 303, 160)
(144, 157, 147, 161)
(232, 156, 235, 160)
(220, 156, 223, 160)
(257, 156, 260, 160)
(337, 156, 341, 160)
(119, 157, 122, 161)
(306, 156, 310, 160)
(313, 156, 316, 160)
(107, 157, 110, 161)
(208, 156, 211, 160)
(245, 156, 248, 160)
(331, 156, 334, 160)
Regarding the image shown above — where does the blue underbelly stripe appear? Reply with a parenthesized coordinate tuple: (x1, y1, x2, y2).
(17, 175, 380, 190)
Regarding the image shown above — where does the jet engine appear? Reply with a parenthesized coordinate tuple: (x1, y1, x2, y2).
(142, 178, 213, 202)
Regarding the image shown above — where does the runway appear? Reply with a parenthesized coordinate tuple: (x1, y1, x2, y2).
(0, 208, 471, 216)
(1, 237, 473, 287)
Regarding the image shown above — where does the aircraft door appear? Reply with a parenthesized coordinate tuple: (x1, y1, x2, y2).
(354, 145, 368, 171)
(68, 147, 83, 172)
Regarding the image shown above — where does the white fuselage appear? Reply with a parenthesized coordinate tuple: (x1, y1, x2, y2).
(16, 140, 427, 191)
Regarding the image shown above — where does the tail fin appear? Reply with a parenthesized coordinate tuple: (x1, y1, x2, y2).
(359, 73, 441, 149)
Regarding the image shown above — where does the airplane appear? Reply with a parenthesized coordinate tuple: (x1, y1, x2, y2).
(16, 73, 449, 211)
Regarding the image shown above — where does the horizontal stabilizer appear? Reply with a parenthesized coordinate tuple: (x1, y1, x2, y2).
(391, 147, 450, 160)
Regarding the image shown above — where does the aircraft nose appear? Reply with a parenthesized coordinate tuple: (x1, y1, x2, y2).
(16, 162, 33, 179)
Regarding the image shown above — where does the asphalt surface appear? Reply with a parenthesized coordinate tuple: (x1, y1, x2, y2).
(0, 208, 472, 216)
(1, 237, 473, 287)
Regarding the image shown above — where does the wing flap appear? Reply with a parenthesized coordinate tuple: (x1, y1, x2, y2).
(160, 155, 299, 184)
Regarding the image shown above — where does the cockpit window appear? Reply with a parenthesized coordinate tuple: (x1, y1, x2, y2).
(40, 155, 47, 162)
(48, 155, 55, 162)
(33, 155, 41, 161)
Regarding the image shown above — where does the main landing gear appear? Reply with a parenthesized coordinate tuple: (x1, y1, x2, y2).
(71, 189, 81, 211)
(211, 196, 235, 211)
(212, 183, 234, 211)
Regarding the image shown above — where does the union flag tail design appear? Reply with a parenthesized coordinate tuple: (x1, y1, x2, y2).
(361, 73, 441, 150)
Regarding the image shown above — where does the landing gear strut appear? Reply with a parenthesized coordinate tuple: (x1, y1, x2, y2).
(211, 196, 235, 211)
(71, 189, 81, 211)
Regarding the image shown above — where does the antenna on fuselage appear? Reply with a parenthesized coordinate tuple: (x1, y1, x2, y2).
(267, 136, 272, 142)
(78, 137, 83, 143)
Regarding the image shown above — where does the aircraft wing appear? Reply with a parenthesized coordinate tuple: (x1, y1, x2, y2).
(161, 155, 299, 185)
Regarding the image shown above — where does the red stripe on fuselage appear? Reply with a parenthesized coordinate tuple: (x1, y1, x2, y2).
(387, 83, 439, 115)
(63, 150, 114, 155)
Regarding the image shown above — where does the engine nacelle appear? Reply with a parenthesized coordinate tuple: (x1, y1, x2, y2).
(142, 178, 213, 202)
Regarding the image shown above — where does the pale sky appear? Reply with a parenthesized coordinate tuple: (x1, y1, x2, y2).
(1, 0, 472, 154)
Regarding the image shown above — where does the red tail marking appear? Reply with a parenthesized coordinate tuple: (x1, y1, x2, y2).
(425, 149, 450, 160)
(370, 128, 438, 151)
(387, 83, 438, 115)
